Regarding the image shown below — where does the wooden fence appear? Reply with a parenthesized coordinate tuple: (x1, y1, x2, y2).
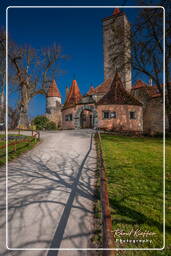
(0, 128, 40, 152)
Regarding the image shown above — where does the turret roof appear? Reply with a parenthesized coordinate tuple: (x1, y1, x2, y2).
(97, 72, 142, 106)
(63, 80, 82, 108)
(47, 80, 61, 97)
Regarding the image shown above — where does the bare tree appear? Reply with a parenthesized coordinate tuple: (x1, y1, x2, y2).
(9, 43, 65, 127)
(0, 29, 66, 128)
(131, 1, 171, 131)
(110, 1, 171, 131)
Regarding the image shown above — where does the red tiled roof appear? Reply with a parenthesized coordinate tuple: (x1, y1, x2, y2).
(103, 8, 124, 21)
(85, 79, 112, 96)
(132, 80, 147, 89)
(132, 81, 163, 98)
(47, 80, 61, 97)
(63, 80, 82, 108)
(95, 79, 112, 94)
(86, 86, 96, 96)
(146, 86, 161, 98)
(97, 72, 142, 106)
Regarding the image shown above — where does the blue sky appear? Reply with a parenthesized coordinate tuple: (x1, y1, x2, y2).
(0, 0, 160, 118)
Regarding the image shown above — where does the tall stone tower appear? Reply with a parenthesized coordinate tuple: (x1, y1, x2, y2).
(103, 8, 131, 90)
(46, 80, 62, 127)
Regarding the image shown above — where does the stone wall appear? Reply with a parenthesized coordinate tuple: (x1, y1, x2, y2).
(97, 104, 143, 131)
(62, 104, 143, 131)
(46, 96, 62, 128)
(46, 111, 62, 128)
(62, 106, 76, 129)
(46, 97, 61, 110)
(131, 88, 168, 134)
(143, 97, 168, 134)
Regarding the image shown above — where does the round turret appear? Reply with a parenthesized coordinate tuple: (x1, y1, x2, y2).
(46, 80, 61, 113)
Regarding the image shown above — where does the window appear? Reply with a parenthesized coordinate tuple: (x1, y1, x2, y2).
(103, 111, 110, 119)
(65, 114, 73, 121)
(68, 114, 72, 121)
(110, 112, 116, 118)
(130, 111, 136, 120)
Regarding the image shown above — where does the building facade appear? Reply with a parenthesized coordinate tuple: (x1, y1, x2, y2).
(61, 73, 143, 132)
(45, 8, 165, 134)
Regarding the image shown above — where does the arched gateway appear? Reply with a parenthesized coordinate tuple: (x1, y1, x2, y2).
(74, 105, 98, 129)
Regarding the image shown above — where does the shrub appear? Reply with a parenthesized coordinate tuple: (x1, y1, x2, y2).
(46, 121, 57, 130)
(32, 116, 57, 130)
(29, 125, 36, 130)
(32, 116, 49, 130)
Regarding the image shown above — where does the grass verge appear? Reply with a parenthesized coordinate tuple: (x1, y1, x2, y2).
(0, 134, 40, 166)
(98, 134, 170, 255)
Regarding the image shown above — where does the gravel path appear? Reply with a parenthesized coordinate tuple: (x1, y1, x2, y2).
(0, 130, 97, 256)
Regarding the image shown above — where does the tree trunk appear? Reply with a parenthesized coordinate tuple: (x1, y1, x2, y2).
(17, 84, 30, 128)
(18, 107, 29, 128)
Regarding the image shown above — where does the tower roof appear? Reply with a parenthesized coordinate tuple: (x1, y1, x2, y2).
(97, 72, 142, 106)
(63, 80, 82, 108)
(113, 8, 121, 15)
(47, 80, 61, 97)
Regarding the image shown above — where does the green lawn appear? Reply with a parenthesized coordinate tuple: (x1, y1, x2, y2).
(0, 134, 39, 166)
(100, 134, 171, 255)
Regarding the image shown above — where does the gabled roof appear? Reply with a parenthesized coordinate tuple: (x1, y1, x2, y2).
(97, 72, 142, 106)
(47, 80, 61, 97)
(63, 80, 82, 108)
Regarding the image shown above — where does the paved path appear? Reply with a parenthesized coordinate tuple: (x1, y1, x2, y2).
(0, 130, 97, 256)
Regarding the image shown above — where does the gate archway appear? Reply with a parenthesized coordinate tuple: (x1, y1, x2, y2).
(74, 105, 98, 129)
